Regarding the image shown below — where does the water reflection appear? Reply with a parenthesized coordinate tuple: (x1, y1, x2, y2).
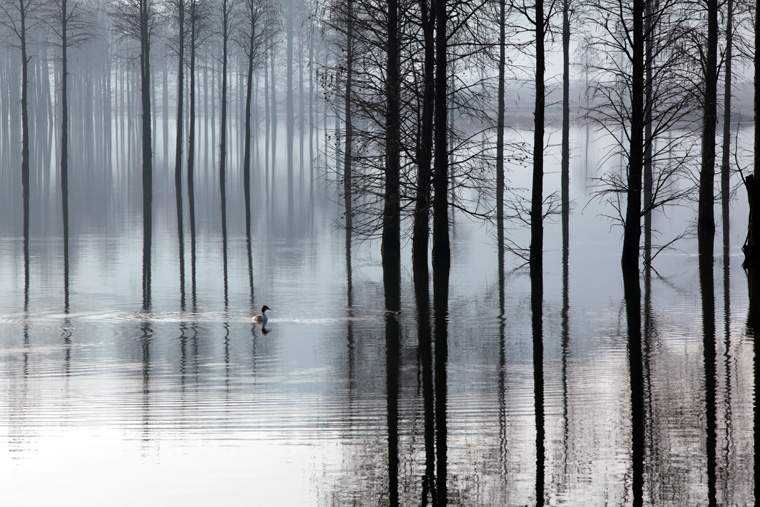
(623, 266, 645, 506)
(700, 254, 718, 506)
(384, 261, 401, 505)
(433, 264, 449, 505)
(531, 264, 545, 506)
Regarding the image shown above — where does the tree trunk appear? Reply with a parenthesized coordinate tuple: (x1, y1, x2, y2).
(413, 0, 435, 264)
(175, 0, 185, 257)
(286, 9, 294, 227)
(219, 0, 230, 225)
(243, 39, 254, 239)
(20, 0, 30, 265)
(383, 0, 401, 267)
(561, 0, 570, 257)
(643, 0, 653, 265)
(61, 0, 70, 309)
(140, 0, 153, 310)
(344, 0, 354, 235)
(721, 0, 732, 249)
(745, 0, 760, 270)
(530, 0, 545, 273)
(621, 0, 645, 271)
(698, 0, 718, 257)
(431, 0, 450, 268)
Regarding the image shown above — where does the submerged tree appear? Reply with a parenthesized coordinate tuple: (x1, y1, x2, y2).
(111, 0, 158, 307)
(696, 0, 719, 257)
(0, 0, 40, 265)
(586, 0, 695, 270)
(43, 0, 93, 307)
(237, 0, 278, 237)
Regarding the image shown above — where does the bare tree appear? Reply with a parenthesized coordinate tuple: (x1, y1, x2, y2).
(237, 0, 278, 238)
(584, 0, 695, 269)
(111, 0, 159, 307)
(217, 0, 234, 239)
(0, 0, 41, 272)
(697, 0, 719, 257)
(41, 0, 93, 307)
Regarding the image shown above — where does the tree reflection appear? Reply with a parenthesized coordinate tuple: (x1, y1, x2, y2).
(433, 264, 449, 505)
(623, 266, 644, 506)
(383, 261, 401, 506)
(531, 264, 544, 505)
(700, 254, 717, 505)
(415, 262, 435, 504)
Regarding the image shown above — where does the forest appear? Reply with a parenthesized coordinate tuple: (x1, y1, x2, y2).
(1, 0, 759, 504)
(0, 0, 756, 291)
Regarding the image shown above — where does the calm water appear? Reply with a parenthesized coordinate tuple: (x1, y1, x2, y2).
(0, 126, 756, 505)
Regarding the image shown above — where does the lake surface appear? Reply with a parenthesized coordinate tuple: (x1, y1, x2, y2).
(0, 125, 756, 505)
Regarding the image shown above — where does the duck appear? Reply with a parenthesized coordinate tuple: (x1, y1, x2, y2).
(252, 305, 271, 324)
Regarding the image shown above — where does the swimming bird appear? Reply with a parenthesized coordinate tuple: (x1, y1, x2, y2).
(253, 305, 271, 324)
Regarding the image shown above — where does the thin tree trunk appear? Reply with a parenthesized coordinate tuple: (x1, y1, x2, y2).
(61, 0, 70, 310)
(286, 9, 294, 227)
(643, 0, 653, 265)
(721, 0, 732, 248)
(243, 37, 254, 239)
(561, 0, 570, 256)
(140, 0, 154, 310)
(309, 33, 314, 208)
(343, 0, 354, 236)
(20, 0, 31, 264)
(219, 0, 230, 247)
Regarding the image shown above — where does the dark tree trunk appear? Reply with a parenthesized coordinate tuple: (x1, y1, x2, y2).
(140, 0, 153, 310)
(561, 0, 570, 257)
(61, 0, 70, 310)
(432, 0, 450, 268)
(643, 0, 653, 264)
(219, 0, 230, 238)
(187, 2, 198, 222)
(383, 0, 401, 268)
(413, 0, 434, 264)
(243, 36, 255, 240)
(721, 0, 732, 249)
(20, 0, 30, 276)
(530, 0, 545, 273)
(698, 0, 718, 257)
(188, 2, 200, 303)
(745, 0, 760, 328)
(344, 0, 354, 235)
(174, 1, 185, 304)
(496, 0, 506, 276)
(621, 0, 645, 271)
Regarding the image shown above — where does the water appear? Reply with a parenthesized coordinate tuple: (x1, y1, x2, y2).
(0, 126, 756, 505)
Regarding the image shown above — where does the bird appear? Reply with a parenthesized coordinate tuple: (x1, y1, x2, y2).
(252, 305, 271, 324)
